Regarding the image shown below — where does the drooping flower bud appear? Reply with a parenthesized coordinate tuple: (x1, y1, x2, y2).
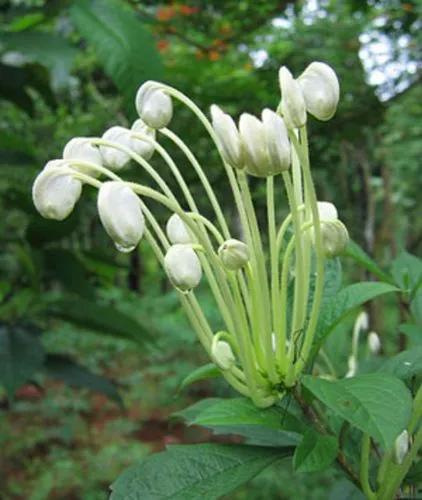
(320, 220, 349, 257)
(210, 104, 243, 169)
(355, 311, 369, 333)
(166, 213, 193, 244)
(298, 62, 340, 121)
(211, 339, 235, 370)
(345, 355, 357, 378)
(130, 119, 155, 160)
(368, 331, 381, 354)
(135, 82, 173, 129)
(63, 137, 102, 177)
(32, 160, 82, 221)
(164, 244, 202, 292)
(99, 126, 132, 170)
(278, 66, 307, 129)
(218, 239, 249, 271)
(97, 181, 144, 253)
(394, 430, 409, 465)
(261, 109, 291, 173)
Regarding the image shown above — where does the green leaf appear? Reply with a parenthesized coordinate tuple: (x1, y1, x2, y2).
(0, 324, 45, 399)
(176, 397, 304, 447)
(179, 363, 222, 391)
(391, 251, 422, 293)
(70, 0, 163, 116)
(47, 297, 155, 345)
(302, 374, 412, 447)
(377, 347, 422, 382)
(0, 31, 76, 90)
(43, 354, 122, 405)
(343, 241, 393, 283)
(399, 323, 422, 345)
(314, 282, 398, 350)
(293, 430, 338, 472)
(110, 444, 289, 500)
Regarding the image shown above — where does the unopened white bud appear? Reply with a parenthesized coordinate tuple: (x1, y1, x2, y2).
(130, 119, 155, 160)
(278, 66, 307, 129)
(218, 239, 249, 271)
(355, 311, 369, 333)
(99, 126, 132, 170)
(317, 201, 338, 221)
(394, 430, 409, 465)
(239, 113, 268, 177)
(32, 160, 82, 220)
(210, 104, 243, 169)
(320, 220, 349, 257)
(63, 137, 102, 177)
(211, 339, 235, 370)
(166, 213, 193, 244)
(261, 109, 291, 174)
(298, 62, 340, 121)
(345, 355, 357, 378)
(97, 181, 144, 253)
(368, 331, 381, 354)
(164, 244, 202, 292)
(135, 82, 172, 129)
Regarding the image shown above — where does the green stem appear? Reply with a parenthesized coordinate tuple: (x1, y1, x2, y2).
(360, 434, 376, 499)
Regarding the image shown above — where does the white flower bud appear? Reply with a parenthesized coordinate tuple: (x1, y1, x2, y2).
(368, 331, 381, 354)
(164, 244, 202, 292)
(317, 201, 338, 221)
(394, 430, 409, 465)
(345, 355, 357, 378)
(320, 220, 349, 257)
(218, 239, 249, 271)
(99, 126, 132, 170)
(239, 113, 268, 177)
(130, 119, 155, 160)
(135, 82, 172, 129)
(210, 104, 243, 169)
(261, 109, 291, 174)
(298, 62, 340, 121)
(211, 339, 235, 370)
(32, 160, 82, 220)
(166, 213, 193, 244)
(63, 137, 102, 177)
(97, 181, 144, 253)
(278, 66, 307, 129)
(355, 311, 369, 333)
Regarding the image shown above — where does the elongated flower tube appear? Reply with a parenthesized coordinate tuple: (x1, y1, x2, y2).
(298, 62, 340, 121)
(32, 160, 82, 220)
(99, 126, 132, 170)
(166, 213, 193, 244)
(394, 430, 409, 465)
(164, 244, 202, 292)
(135, 82, 173, 129)
(218, 239, 249, 271)
(97, 181, 144, 253)
(210, 104, 243, 169)
(211, 338, 236, 370)
(63, 137, 102, 176)
(278, 66, 307, 129)
(131, 119, 155, 160)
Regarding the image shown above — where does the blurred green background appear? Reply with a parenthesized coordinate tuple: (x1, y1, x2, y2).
(0, 0, 420, 498)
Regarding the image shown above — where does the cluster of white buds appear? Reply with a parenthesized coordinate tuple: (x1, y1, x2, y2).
(32, 61, 349, 408)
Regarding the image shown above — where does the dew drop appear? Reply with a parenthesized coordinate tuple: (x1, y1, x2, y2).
(115, 242, 136, 253)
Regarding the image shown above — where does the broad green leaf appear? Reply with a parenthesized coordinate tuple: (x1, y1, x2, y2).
(71, 0, 163, 115)
(110, 444, 289, 500)
(314, 282, 398, 350)
(293, 430, 338, 472)
(343, 240, 393, 283)
(0, 31, 76, 89)
(43, 354, 122, 405)
(328, 479, 365, 500)
(399, 323, 422, 345)
(179, 363, 221, 391)
(391, 251, 422, 294)
(176, 397, 304, 447)
(377, 347, 422, 382)
(302, 374, 412, 447)
(47, 297, 155, 345)
(0, 324, 45, 399)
